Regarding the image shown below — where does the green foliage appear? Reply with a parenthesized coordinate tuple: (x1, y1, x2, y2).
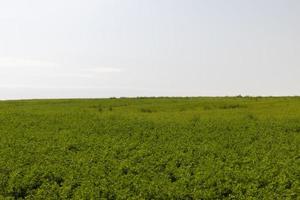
(0, 97, 299, 199)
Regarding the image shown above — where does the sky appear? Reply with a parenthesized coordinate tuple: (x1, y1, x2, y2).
(0, 0, 299, 99)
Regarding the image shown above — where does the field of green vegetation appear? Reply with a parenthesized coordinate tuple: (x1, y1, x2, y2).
(0, 97, 299, 199)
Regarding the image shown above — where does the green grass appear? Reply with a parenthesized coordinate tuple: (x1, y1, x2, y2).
(0, 97, 299, 199)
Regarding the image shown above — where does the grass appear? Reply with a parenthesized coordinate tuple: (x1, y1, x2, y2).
(0, 97, 299, 199)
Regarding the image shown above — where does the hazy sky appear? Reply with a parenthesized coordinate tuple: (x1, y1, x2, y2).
(0, 0, 299, 99)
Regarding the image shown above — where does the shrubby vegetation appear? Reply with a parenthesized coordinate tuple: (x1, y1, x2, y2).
(0, 97, 299, 199)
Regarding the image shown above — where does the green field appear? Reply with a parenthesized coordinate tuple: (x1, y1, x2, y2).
(0, 97, 299, 199)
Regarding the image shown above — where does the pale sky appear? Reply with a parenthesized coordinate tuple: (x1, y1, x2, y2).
(0, 0, 299, 99)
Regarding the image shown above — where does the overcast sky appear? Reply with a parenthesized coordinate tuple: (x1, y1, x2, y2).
(0, 0, 299, 99)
